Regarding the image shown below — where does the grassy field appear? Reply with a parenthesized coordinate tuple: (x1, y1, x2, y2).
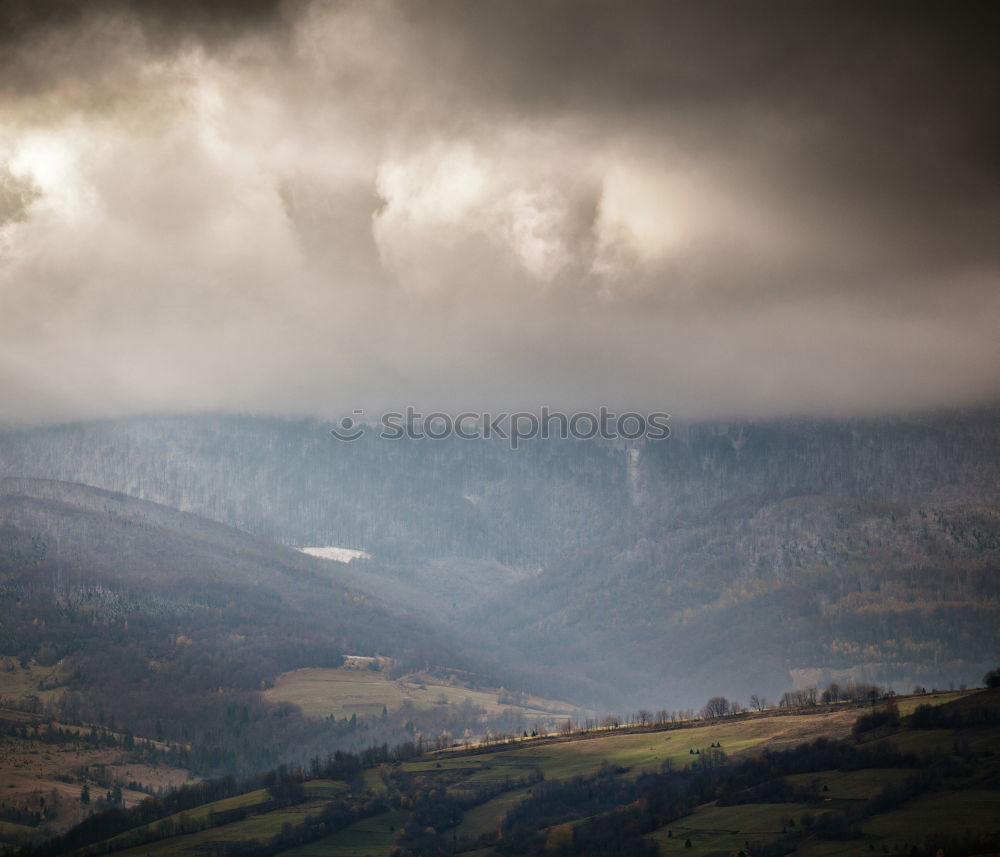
(112, 801, 328, 857)
(415, 691, 996, 852)
(0, 660, 68, 707)
(265, 666, 583, 720)
(364, 767, 388, 794)
(456, 786, 534, 840)
(279, 809, 409, 857)
(394, 705, 877, 848)
(874, 721, 1000, 758)
(303, 778, 346, 798)
(893, 689, 966, 715)
(182, 787, 272, 822)
(95, 787, 274, 853)
(0, 820, 36, 841)
(406, 707, 863, 784)
(784, 768, 915, 801)
(862, 789, 1000, 839)
(651, 801, 817, 857)
(791, 790, 1000, 857)
(32, 690, 1000, 857)
(267, 669, 404, 717)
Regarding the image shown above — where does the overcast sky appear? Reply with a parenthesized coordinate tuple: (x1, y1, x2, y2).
(1, 0, 998, 424)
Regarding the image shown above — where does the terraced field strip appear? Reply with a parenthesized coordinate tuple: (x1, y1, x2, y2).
(0, 819, 36, 843)
(92, 787, 273, 853)
(862, 789, 1000, 839)
(363, 767, 388, 794)
(463, 710, 862, 781)
(303, 778, 346, 798)
(784, 768, 914, 801)
(792, 788, 1000, 857)
(650, 801, 817, 857)
(277, 808, 410, 857)
(874, 721, 1000, 758)
(456, 786, 534, 842)
(894, 690, 966, 716)
(111, 801, 326, 857)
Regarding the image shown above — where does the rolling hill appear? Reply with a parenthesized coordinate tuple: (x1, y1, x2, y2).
(0, 478, 569, 783)
(2, 412, 999, 713)
(18, 688, 999, 857)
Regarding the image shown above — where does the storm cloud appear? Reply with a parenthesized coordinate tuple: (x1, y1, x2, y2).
(1, 0, 998, 422)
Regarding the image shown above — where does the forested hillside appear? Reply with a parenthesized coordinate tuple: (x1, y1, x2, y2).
(2, 412, 1000, 708)
(1, 411, 998, 564)
(0, 479, 540, 777)
(471, 495, 1000, 705)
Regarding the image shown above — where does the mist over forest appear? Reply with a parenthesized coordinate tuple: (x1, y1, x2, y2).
(3, 410, 999, 712)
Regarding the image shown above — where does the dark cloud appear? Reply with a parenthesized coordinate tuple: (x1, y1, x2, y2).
(0, 1, 997, 423)
(406, 1, 1000, 271)
(0, 0, 286, 43)
(0, 167, 39, 226)
(0, 0, 290, 101)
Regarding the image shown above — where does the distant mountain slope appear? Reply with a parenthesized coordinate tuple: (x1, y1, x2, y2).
(2, 411, 999, 714)
(1, 410, 998, 566)
(0, 479, 519, 775)
(469, 495, 1000, 707)
(0, 476, 414, 638)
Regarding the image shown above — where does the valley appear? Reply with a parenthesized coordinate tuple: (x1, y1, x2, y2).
(1, 414, 999, 853)
(3, 1, 997, 851)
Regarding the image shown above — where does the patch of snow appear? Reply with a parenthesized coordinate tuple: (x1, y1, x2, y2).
(297, 546, 371, 563)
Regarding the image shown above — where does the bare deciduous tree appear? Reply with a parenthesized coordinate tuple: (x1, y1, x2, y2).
(701, 696, 730, 718)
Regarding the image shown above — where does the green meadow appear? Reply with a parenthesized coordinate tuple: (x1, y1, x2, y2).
(265, 667, 582, 720)
(279, 809, 409, 857)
